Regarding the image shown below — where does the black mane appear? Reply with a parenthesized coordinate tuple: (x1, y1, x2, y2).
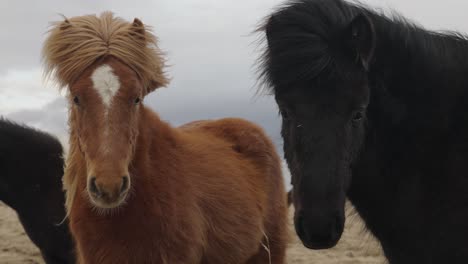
(258, 0, 468, 96)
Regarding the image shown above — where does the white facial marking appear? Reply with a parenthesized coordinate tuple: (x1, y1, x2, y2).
(91, 64, 120, 152)
(91, 64, 120, 108)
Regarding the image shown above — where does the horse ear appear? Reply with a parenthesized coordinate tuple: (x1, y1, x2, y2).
(347, 13, 375, 71)
(59, 18, 72, 30)
(130, 18, 146, 41)
(146, 79, 164, 94)
(145, 73, 169, 95)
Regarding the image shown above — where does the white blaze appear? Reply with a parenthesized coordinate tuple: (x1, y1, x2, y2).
(91, 64, 120, 154)
(91, 64, 120, 108)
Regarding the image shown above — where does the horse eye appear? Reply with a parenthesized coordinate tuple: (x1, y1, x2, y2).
(279, 108, 289, 120)
(73, 96, 80, 105)
(134, 97, 141, 104)
(352, 110, 364, 122)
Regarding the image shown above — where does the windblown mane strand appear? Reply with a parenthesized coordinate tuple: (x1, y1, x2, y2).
(42, 12, 168, 92)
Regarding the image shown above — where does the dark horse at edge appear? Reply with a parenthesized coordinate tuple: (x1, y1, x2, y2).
(0, 119, 74, 263)
(259, 0, 468, 263)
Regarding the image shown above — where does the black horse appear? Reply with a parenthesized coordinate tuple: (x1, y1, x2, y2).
(259, 0, 468, 263)
(0, 119, 74, 263)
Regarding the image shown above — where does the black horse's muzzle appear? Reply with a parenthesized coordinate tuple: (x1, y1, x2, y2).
(294, 209, 344, 249)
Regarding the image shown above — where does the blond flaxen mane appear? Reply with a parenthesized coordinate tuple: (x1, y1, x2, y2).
(42, 11, 168, 93)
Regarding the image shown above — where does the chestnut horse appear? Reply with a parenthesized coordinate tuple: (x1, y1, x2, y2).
(42, 12, 288, 264)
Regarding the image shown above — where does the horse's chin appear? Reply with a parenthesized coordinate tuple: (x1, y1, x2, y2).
(301, 237, 340, 250)
(294, 206, 345, 251)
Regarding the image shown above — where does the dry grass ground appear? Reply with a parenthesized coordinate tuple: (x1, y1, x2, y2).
(0, 201, 386, 264)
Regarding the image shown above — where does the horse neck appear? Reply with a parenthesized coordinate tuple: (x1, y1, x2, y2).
(349, 16, 468, 222)
(362, 15, 468, 137)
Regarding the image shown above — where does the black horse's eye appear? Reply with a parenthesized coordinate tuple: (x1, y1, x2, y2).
(279, 108, 290, 120)
(352, 110, 365, 122)
(134, 97, 141, 104)
(73, 96, 79, 105)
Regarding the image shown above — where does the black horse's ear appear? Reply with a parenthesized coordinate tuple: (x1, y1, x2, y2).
(346, 13, 375, 71)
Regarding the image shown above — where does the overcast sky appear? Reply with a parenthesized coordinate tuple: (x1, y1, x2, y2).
(2, 0, 468, 186)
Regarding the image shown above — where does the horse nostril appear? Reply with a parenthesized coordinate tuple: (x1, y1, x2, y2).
(89, 177, 100, 196)
(121, 176, 129, 193)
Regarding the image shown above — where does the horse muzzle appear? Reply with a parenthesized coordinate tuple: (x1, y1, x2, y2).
(87, 175, 130, 209)
(294, 209, 344, 249)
